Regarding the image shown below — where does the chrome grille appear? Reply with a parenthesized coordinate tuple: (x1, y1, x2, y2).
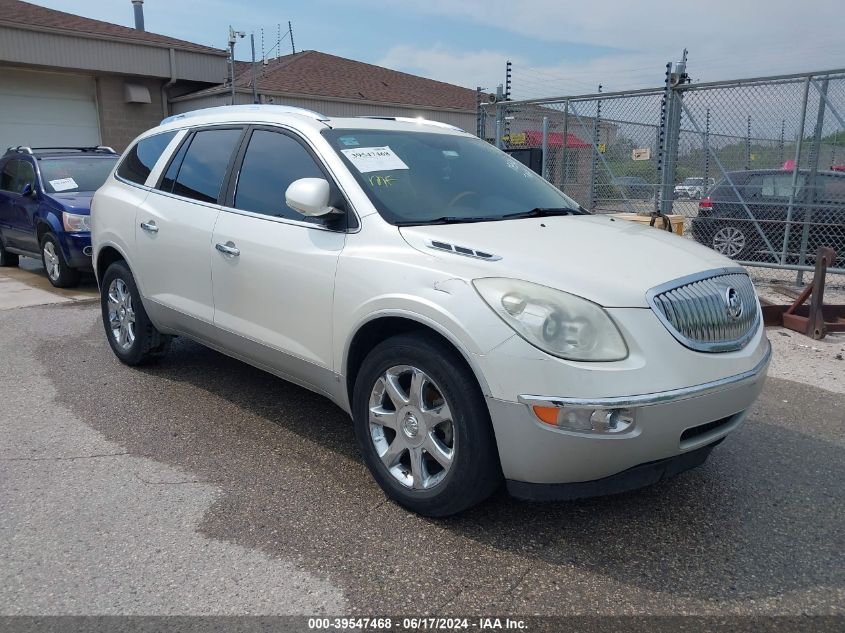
(647, 269, 760, 352)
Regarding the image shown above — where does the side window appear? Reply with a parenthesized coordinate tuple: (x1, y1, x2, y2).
(0, 161, 17, 192)
(16, 161, 35, 192)
(0, 160, 35, 194)
(163, 128, 242, 204)
(159, 138, 190, 194)
(233, 129, 326, 221)
(117, 131, 178, 185)
(761, 174, 803, 198)
(742, 175, 763, 199)
(817, 174, 845, 203)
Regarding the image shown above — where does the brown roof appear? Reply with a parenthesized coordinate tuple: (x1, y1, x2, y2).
(0, 0, 226, 55)
(230, 51, 476, 111)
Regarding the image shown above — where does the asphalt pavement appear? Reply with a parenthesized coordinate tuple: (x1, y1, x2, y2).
(0, 263, 843, 617)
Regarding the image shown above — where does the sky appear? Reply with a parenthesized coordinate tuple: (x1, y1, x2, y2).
(31, 0, 845, 99)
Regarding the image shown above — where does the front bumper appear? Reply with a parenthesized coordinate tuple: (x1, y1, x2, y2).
(506, 440, 720, 501)
(58, 231, 93, 270)
(487, 339, 770, 489)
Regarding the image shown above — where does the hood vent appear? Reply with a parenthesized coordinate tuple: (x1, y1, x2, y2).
(427, 240, 501, 261)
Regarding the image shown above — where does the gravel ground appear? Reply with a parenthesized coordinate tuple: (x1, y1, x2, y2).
(767, 328, 845, 394)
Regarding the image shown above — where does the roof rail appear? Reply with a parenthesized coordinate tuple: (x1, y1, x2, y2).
(4, 146, 117, 155)
(357, 116, 464, 132)
(4, 146, 33, 155)
(161, 104, 329, 126)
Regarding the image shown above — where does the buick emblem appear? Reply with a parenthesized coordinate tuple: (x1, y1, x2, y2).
(724, 287, 743, 320)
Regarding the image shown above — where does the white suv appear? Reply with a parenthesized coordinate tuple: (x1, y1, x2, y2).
(92, 105, 770, 516)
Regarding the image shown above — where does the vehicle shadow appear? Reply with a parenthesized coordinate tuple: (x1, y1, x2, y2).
(44, 326, 845, 610)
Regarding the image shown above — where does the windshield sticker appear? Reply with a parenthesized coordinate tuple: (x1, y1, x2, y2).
(341, 146, 409, 173)
(339, 136, 359, 146)
(49, 177, 78, 192)
(369, 174, 398, 187)
(442, 150, 459, 159)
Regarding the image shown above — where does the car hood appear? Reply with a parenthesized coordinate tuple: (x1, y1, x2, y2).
(399, 214, 737, 308)
(45, 192, 94, 213)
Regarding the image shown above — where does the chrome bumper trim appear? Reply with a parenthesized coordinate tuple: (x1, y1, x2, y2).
(519, 338, 771, 410)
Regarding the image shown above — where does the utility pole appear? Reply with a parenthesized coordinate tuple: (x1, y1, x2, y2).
(588, 84, 602, 211)
(494, 84, 504, 149)
(288, 21, 296, 54)
(228, 26, 246, 105)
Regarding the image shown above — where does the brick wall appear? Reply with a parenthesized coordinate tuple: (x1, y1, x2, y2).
(95, 75, 165, 151)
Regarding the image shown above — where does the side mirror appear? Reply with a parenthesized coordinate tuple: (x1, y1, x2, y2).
(285, 178, 336, 217)
(21, 183, 35, 197)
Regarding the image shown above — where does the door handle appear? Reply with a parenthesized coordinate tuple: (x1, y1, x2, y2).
(140, 220, 159, 233)
(215, 241, 240, 257)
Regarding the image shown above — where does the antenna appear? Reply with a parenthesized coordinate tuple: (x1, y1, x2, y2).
(288, 21, 296, 54)
(277, 24, 281, 60)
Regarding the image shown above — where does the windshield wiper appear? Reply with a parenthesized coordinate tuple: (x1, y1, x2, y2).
(395, 215, 504, 226)
(500, 207, 588, 220)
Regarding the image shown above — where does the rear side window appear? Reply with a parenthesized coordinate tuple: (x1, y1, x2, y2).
(233, 129, 325, 221)
(117, 131, 177, 185)
(160, 128, 242, 204)
(760, 173, 802, 198)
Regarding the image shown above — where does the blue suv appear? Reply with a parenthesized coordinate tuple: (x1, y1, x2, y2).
(0, 146, 118, 287)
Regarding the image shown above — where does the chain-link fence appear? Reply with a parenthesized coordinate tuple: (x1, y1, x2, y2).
(480, 66, 845, 285)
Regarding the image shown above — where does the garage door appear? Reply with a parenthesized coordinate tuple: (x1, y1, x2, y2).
(0, 68, 101, 151)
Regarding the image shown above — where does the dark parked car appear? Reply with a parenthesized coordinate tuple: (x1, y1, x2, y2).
(611, 176, 655, 200)
(0, 146, 118, 287)
(690, 169, 845, 266)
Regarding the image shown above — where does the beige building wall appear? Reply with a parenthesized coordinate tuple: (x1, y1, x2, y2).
(95, 75, 166, 151)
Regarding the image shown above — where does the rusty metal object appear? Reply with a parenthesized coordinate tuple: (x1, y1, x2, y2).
(761, 247, 845, 339)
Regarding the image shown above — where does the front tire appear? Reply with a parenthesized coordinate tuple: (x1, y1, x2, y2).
(41, 233, 79, 288)
(352, 333, 501, 517)
(100, 260, 171, 365)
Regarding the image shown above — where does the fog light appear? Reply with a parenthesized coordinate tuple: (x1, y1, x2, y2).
(532, 406, 635, 434)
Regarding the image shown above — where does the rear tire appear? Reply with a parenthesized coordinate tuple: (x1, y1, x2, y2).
(41, 232, 79, 288)
(352, 332, 501, 517)
(100, 260, 171, 365)
(0, 234, 19, 267)
(711, 223, 750, 260)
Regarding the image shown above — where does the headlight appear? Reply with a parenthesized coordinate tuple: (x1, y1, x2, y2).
(62, 212, 91, 232)
(473, 278, 628, 361)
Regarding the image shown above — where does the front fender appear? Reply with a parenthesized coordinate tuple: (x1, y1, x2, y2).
(335, 277, 516, 412)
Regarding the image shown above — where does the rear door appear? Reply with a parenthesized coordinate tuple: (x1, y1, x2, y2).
(134, 126, 244, 336)
(210, 126, 347, 391)
(748, 172, 806, 261)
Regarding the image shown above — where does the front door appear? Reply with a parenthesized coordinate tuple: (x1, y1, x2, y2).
(0, 158, 39, 252)
(210, 127, 346, 392)
(134, 127, 244, 335)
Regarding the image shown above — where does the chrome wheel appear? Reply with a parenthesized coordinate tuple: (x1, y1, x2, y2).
(43, 241, 60, 281)
(712, 226, 746, 258)
(107, 278, 136, 351)
(368, 365, 455, 490)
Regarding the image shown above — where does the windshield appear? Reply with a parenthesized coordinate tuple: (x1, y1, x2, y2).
(323, 129, 580, 225)
(39, 157, 118, 193)
(682, 178, 704, 185)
